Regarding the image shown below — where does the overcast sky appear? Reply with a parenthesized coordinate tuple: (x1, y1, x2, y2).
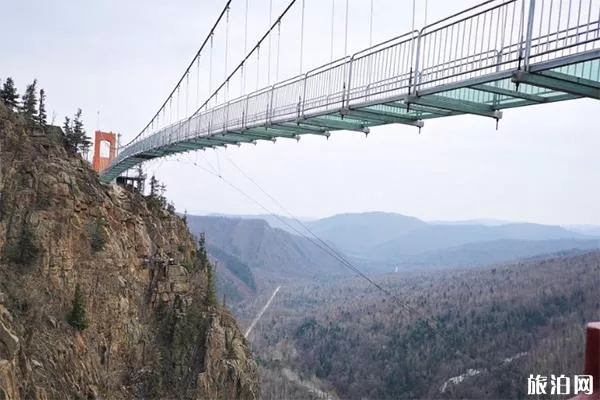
(3, 0, 599, 225)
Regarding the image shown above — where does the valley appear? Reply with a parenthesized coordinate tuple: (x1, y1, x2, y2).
(187, 211, 600, 399)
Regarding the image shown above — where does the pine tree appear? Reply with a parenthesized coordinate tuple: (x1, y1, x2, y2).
(0, 77, 19, 110)
(73, 108, 92, 154)
(149, 175, 159, 197)
(205, 261, 218, 306)
(72, 108, 84, 138)
(63, 116, 75, 151)
(197, 233, 209, 267)
(21, 79, 38, 122)
(63, 109, 92, 155)
(37, 88, 47, 126)
(159, 183, 167, 198)
(63, 116, 72, 134)
(67, 283, 88, 331)
(135, 164, 146, 193)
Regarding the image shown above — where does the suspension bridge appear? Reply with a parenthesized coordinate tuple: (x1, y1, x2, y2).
(97, 0, 600, 183)
(88, 1, 600, 390)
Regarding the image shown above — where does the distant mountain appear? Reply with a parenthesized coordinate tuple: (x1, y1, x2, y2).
(392, 238, 600, 269)
(186, 215, 351, 287)
(369, 222, 588, 259)
(429, 219, 515, 226)
(189, 212, 596, 270)
(565, 225, 600, 237)
(208, 213, 314, 235)
(306, 212, 426, 256)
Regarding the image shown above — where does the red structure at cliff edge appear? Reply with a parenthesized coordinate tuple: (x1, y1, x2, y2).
(92, 131, 116, 173)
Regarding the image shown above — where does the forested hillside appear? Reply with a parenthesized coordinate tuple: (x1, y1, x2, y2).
(186, 215, 352, 284)
(251, 251, 600, 399)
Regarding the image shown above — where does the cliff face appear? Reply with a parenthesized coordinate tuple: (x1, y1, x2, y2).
(0, 103, 259, 399)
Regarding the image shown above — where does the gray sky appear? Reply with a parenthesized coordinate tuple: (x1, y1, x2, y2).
(3, 0, 600, 225)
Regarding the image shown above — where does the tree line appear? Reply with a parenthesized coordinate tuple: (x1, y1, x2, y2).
(1, 77, 92, 155)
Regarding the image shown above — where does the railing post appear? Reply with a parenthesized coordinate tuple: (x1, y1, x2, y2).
(344, 57, 354, 109)
(243, 95, 249, 130)
(224, 102, 230, 134)
(523, 0, 536, 70)
(196, 112, 201, 137)
(412, 31, 423, 95)
(268, 86, 275, 124)
(301, 73, 309, 118)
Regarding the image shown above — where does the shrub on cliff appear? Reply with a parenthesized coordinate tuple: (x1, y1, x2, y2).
(5, 223, 40, 268)
(90, 218, 107, 252)
(67, 284, 88, 331)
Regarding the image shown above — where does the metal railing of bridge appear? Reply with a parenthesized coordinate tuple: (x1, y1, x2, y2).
(101, 0, 600, 181)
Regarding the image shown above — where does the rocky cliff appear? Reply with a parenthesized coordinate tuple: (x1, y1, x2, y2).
(0, 103, 259, 399)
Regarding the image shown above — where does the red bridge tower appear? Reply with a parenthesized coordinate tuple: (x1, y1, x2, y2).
(92, 130, 117, 173)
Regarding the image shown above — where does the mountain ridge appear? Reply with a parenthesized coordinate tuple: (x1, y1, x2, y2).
(185, 214, 599, 294)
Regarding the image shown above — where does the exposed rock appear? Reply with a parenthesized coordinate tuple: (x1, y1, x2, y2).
(0, 321, 18, 360)
(0, 103, 258, 399)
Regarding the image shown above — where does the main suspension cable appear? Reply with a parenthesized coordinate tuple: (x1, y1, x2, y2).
(191, 0, 299, 118)
(125, 0, 233, 147)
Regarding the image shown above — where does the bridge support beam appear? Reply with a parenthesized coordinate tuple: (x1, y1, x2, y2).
(539, 71, 600, 90)
(163, 143, 204, 152)
(206, 134, 256, 145)
(346, 108, 424, 128)
(511, 71, 600, 100)
(406, 95, 503, 119)
(384, 101, 456, 118)
(228, 130, 277, 141)
(296, 117, 370, 134)
(272, 123, 330, 137)
(246, 127, 299, 139)
(225, 133, 276, 143)
(469, 84, 548, 103)
(186, 138, 228, 149)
